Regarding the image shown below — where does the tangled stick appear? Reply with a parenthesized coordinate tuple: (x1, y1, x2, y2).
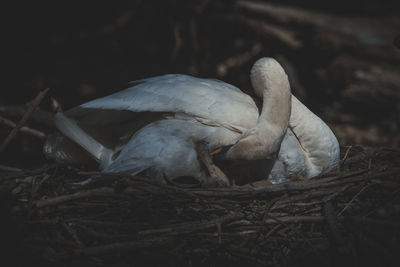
(0, 115, 46, 139)
(0, 88, 49, 152)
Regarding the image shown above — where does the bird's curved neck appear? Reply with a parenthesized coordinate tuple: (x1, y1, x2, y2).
(256, 77, 291, 143)
(258, 84, 290, 127)
(226, 58, 292, 162)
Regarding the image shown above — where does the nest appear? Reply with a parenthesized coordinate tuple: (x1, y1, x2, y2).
(1, 146, 400, 267)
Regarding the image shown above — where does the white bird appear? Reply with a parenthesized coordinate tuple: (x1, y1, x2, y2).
(44, 58, 339, 186)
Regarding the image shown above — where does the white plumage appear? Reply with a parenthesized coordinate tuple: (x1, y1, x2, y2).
(44, 58, 340, 185)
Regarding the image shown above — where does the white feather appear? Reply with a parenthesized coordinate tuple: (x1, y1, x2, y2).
(47, 59, 340, 183)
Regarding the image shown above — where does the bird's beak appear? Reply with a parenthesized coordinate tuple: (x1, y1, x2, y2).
(211, 144, 234, 162)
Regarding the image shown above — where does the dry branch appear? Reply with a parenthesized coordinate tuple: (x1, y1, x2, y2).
(0, 88, 49, 152)
(0, 115, 46, 139)
(35, 187, 116, 208)
(2, 147, 400, 266)
(0, 104, 54, 127)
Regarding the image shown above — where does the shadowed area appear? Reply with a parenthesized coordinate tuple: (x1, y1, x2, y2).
(1, 0, 399, 169)
(0, 1, 400, 266)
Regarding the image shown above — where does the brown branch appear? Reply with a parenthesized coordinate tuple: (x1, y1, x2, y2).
(337, 182, 373, 216)
(236, 16, 302, 49)
(138, 212, 244, 236)
(273, 183, 353, 208)
(186, 169, 371, 197)
(0, 115, 46, 139)
(61, 222, 84, 248)
(340, 145, 353, 168)
(263, 216, 324, 224)
(121, 175, 200, 200)
(0, 104, 54, 127)
(0, 88, 49, 152)
(0, 164, 24, 172)
(35, 187, 116, 208)
(216, 43, 263, 76)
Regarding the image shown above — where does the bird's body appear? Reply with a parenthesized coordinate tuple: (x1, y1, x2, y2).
(44, 58, 339, 185)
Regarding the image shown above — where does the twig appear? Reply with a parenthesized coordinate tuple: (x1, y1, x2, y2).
(216, 222, 222, 244)
(0, 104, 54, 127)
(235, 16, 302, 49)
(216, 43, 263, 76)
(340, 145, 353, 168)
(61, 222, 84, 248)
(0, 115, 46, 139)
(0, 164, 24, 172)
(121, 175, 200, 200)
(273, 183, 353, 207)
(250, 196, 282, 252)
(323, 193, 354, 265)
(31, 174, 51, 197)
(337, 182, 372, 216)
(264, 215, 324, 224)
(264, 214, 317, 252)
(187, 169, 371, 197)
(264, 224, 281, 239)
(138, 212, 244, 236)
(323, 193, 345, 245)
(35, 187, 116, 208)
(0, 88, 49, 152)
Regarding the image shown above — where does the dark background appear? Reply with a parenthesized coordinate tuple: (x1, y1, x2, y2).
(2, 0, 400, 168)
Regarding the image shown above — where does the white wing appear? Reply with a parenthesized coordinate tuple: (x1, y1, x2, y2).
(80, 74, 259, 131)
